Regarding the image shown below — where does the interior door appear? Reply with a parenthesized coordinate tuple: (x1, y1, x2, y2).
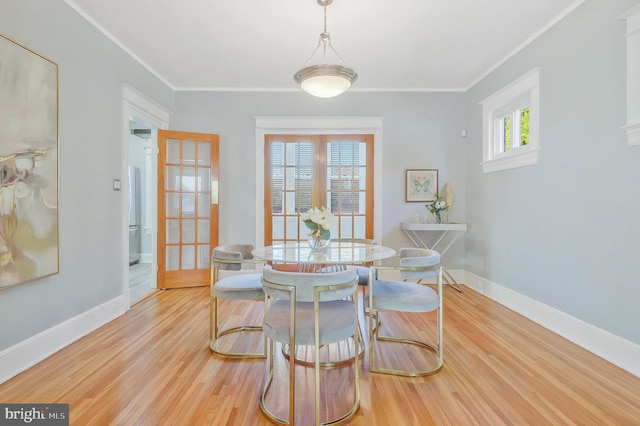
(157, 130, 219, 288)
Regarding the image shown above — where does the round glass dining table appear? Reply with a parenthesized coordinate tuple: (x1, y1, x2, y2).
(252, 241, 396, 266)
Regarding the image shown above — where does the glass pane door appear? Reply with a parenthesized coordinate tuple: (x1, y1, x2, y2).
(158, 130, 219, 288)
(264, 134, 373, 245)
(326, 135, 373, 239)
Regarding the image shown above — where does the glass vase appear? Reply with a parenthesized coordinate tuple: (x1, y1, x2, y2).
(307, 232, 331, 251)
(434, 211, 442, 224)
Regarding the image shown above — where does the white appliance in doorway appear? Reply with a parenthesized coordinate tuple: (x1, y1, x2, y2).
(128, 165, 141, 265)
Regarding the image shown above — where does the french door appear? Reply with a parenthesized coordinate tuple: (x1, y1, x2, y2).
(157, 130, 219, 288)
(264, 134, 374, 245)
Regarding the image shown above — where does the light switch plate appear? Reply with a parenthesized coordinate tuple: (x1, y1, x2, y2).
(113, 179, 121, 191)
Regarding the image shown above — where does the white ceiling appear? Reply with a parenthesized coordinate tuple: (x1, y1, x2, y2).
(65, 0, 584, 92)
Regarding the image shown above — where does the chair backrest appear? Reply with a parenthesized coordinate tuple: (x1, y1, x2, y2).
(212, 244, 255, 271)
(261, 265, 358, 302)
(398, 248, 441, 280)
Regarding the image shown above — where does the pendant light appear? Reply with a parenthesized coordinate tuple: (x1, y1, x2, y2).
(294, 0, 357, 98)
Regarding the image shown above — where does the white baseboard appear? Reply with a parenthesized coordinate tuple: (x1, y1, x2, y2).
(0, 295, 128, 384)
(465, 271, 640, 378)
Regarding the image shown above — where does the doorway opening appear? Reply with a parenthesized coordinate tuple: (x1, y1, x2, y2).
(122, 85, 170, 307)
(128, 120, 155, 304)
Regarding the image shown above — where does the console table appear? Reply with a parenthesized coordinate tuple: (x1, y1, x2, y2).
(400, 222, 467, 292)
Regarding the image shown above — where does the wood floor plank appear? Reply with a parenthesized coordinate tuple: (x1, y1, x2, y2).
(1, 286, 638, 425)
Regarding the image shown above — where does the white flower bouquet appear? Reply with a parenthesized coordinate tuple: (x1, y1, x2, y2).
(301, 207, 334, 240)
(425, 194, 449, 224)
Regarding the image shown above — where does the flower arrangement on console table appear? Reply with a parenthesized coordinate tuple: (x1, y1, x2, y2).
(425, 183, 453, 224)
(301, 207, 335, 251)
(426, 195, 448, 224)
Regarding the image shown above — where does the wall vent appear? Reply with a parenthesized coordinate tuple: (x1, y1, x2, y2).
(132, 129, 151, 139)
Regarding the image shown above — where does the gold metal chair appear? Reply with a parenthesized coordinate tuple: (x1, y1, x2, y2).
(210, 244, 266, 359)
(367, 247, 444, 377)
(260, 265, 360, 426)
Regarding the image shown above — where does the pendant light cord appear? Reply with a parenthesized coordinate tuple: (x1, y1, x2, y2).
(301, 1, 349, 67)
(322, 4, 328, 63)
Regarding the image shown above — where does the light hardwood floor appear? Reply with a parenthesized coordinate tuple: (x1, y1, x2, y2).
(1, 286, 638, 425)
(129, 262, 156, 305)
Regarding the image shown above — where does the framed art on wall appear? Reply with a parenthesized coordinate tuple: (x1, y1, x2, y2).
(405, 169, 438, 202)
(0, 33, 59, 290)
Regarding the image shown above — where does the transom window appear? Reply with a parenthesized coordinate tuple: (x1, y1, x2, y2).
(481, 68, 540, 173)
(264, 134, 374, 245)
(498, 106, 529, 153)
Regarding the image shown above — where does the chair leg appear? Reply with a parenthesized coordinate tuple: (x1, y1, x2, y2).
(348, 303, 361, 424)
(209, 295, 267, 359)
(370, 311, 443, 377)
(369, 269, 444, 377)
(368, 300, 376, 373)
(260, 338, 292, 424)
(261, 317, 360, 425)
(260, 299, 296, 425)
(209, 264, 266, 359)
(313, 298, 360, 426)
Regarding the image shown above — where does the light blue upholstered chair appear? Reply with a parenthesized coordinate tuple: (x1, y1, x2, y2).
(366, 247, 443, 376)
(210, 244, 266, 359)
(259, 265, 360, 426)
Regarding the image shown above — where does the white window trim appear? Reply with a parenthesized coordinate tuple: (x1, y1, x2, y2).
(620, 3, 640, 147)
(480, 68, 540, 173)
(254, 117, 384, 245)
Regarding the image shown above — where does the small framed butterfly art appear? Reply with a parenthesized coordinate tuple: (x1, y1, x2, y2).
(405, 169, 438, 202)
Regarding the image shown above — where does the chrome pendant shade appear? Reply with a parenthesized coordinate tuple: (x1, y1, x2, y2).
(294, 64, 357, 98)
(294, 0, 357, 98)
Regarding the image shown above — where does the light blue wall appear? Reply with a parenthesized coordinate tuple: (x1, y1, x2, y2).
(0, 0, 174, 349)
(465, 0, 640, 344)
(172, 91, 467, 267)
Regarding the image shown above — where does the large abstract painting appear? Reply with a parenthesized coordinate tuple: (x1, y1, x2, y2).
(0, 34, 59, 290)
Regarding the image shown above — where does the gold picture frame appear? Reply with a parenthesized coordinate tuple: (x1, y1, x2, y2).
(0, 33, 59, 290)
(405, 169, 438, 202)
